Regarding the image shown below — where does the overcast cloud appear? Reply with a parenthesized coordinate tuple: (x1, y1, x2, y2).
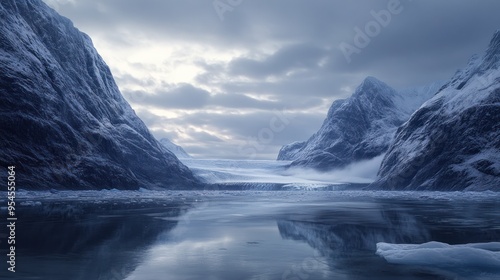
(45, 0, 500, 159)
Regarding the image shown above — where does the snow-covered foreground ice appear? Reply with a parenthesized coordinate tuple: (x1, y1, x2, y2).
(376, 241, 500, 279)
(181, 157, 384, 189)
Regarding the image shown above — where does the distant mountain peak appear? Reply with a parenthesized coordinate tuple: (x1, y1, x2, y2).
(362, 76, 384, 85)
(488, 29, 500, 52)
(352, 76, 395, 101)
(358, 76, 389, 90)
(484, 29, 500, 66)
(159, 138, 191, 159)
(278, 77, 441, 169)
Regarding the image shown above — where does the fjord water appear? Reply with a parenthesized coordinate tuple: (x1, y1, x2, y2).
(2, 191, 500, 280)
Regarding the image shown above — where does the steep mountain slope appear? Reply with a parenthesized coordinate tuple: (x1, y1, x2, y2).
(159, 138, 191, 159)
(371, 31, 500, 191)
(0, 0, 198, 190)
(278, 77, 441, 170)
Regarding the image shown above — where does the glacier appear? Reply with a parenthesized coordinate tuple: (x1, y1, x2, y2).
(181, 157, 384, 190)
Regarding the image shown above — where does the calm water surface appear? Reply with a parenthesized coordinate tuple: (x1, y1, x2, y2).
(1, 191, 499, 280)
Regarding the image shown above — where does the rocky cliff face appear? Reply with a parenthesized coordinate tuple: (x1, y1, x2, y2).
(0, 0, 198, 190)
(371, 31, 500, 191)
(278, 77, 440, 171)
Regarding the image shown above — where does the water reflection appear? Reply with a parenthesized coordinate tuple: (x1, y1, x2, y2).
(123, 199, 329, 280)
(277, 199, 500, 279)
(4, 195, 500, 280)
(4, 199, 191, 280)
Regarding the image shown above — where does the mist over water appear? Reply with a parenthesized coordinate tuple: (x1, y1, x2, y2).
(182, 155, 385, 188)
(285, 154, 386, 184)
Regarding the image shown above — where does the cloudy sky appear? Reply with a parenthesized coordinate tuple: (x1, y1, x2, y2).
(45, 0, 500, 159)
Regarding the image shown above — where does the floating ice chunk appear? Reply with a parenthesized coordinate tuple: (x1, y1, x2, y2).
(20, 201, 42, 207)
(376, 241, 500, 272)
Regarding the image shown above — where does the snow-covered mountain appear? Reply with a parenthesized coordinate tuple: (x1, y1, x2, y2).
(371, 31, 500, 191)
(278, 77, 442, 170)
(0, 0, 198, 190)
(159, 138, 191, 159)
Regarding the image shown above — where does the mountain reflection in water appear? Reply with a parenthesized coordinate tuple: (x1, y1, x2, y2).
(4, 192, 500, 280)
